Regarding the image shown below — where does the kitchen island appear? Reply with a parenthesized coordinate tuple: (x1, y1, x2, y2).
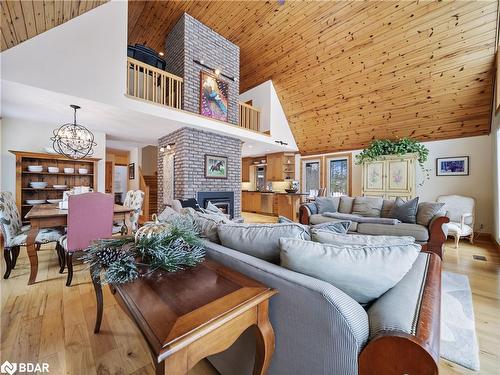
(241, 190, 307, 222)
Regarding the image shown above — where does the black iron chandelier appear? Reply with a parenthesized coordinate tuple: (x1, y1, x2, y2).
(51, 105, 96, 159)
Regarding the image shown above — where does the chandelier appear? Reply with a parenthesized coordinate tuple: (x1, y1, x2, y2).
(51, 105, 96, 159)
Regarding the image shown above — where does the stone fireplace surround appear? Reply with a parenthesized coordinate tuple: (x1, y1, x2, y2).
(158, 127, 242, 217)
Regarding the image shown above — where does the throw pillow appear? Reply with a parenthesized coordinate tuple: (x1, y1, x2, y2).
(381, 199, 395, 218)
(279, 238, 421, 304)
(310, 230, 415, 246)
(352, 196, 384, 217)
(315, 196, 340, 214)
(416, 202, 445, 226)
(157, 206, 181, 222)
(277, 215, 294, 223)
(389, 197, 419, 224)
(310, 220, 351, 234)
(338, 196, 355, 213)
(205, 201, 224, 215)
(217, 223, 309, 263)
(188, 210, 231, 243)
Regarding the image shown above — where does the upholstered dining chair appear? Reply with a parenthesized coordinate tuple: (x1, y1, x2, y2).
(0, 191, 64, 279)
(58, 192, 113, 286)
(437, 194, 475, 249)
(112, 190, 144, 234)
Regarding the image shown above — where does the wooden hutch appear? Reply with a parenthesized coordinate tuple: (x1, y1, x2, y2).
(10, 150, 99, 224)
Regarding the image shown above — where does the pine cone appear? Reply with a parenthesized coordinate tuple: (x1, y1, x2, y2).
(95, 248, 121, 266)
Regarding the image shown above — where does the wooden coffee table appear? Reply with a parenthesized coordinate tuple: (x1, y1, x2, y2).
(92, 260, 277, 375)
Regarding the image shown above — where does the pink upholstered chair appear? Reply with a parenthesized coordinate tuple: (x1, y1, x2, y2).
(58, 192, 113, 286)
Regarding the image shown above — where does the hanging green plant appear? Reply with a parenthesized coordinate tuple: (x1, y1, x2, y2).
(82, 216, 205, 285)
(354, 138, 430, 185)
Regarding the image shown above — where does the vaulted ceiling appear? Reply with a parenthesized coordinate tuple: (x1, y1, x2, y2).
(111, 2, 500, 154)
(1, 0, 107, 51)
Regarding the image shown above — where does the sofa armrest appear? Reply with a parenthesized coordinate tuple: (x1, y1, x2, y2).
(359, 252, 441, 375)
(204, 240, 369, 375)
(299, 202, 318, 225)
(421, 215, 449, 258)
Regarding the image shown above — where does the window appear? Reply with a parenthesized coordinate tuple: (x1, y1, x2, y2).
(326, 156, 350, 196)
(302, 159, 321, 193)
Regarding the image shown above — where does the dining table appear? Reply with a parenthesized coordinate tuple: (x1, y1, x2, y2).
(24, 203, 134, 285)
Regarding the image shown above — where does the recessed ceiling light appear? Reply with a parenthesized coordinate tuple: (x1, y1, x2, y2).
(214, 68, 221, 76)
(159, 52, 164, 56)
(159, 147, 165, 152)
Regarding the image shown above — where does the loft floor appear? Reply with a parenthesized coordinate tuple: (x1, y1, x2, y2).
(1, 215, 499, 374)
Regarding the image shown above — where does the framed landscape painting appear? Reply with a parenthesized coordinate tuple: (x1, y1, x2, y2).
(436, 156, 469, 176)
(200, 71, 229, 122)
(205, 155, 228, 179)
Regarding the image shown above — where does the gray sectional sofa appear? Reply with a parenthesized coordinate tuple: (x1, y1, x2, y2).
(299, 196, 449, 258)
(205, 240, 441, 375)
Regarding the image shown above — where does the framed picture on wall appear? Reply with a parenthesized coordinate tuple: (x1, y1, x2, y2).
(436, 156, 469, 176)
(205, 155, 228, 179)
(200, 71, 229, 122)
(128, 163, 135, 180)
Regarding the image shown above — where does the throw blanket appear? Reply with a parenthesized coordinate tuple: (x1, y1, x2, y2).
(323, 212, 400, 225)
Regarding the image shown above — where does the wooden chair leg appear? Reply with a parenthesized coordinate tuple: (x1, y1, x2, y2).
(3, 247, 12, 279)
(59, 246, 66, 274)
(469, 232, 474, 244)
(11, 246, 20, 269)
(66, 252, 73, 287)
(454, 234, 460, 249)
(35, 243, 41, 251)
(55, 243, 63, 268)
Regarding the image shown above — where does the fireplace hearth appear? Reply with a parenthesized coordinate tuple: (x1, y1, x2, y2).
(197, 191, 235, 219)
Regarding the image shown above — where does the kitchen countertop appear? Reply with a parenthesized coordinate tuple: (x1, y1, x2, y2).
(242, 190, 308, 196)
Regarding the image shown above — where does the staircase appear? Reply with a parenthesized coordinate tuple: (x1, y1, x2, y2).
(143, 174, 158, 218)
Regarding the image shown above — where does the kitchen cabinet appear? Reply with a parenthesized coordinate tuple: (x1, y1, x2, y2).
(242, 157, 253, 182)
(266, 152, 296, 181)
(242, 191, 261, 212)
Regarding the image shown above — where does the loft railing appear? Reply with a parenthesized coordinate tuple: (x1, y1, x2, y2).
(238, 102, 261, 132)
(126, 57, 183, 109)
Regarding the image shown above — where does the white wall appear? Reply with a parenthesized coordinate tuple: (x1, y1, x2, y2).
(492, 93, 500, 245)
(240, 80, 298, 150)
(299, 135, 494, 233)
(0, 117, 106, 193)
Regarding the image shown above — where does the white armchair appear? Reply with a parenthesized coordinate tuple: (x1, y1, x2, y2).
(437, 195, 475, 249)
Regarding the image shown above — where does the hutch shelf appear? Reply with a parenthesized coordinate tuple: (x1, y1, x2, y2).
(10, 150, 100, 224)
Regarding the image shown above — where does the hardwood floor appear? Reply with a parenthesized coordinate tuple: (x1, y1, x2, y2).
(1, 214, 498, 374)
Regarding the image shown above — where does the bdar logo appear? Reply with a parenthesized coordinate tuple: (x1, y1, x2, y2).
(0, 361, 17, 375)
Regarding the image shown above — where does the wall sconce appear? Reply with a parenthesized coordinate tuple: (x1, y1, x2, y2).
(193, 59, 235, 81)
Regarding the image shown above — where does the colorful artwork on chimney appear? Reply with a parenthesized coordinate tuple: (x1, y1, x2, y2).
(200, 71, 229, 122)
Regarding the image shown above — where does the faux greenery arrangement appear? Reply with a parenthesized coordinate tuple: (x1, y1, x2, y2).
(82, 216, 205, 285)
(354, 138, 430, 185)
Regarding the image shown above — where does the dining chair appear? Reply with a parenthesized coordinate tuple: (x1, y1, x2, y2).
(437, 194, 475, 249)
(58, 192, 113, 286)
(0, 191, 64, 279)
(112, 190, 144, 234)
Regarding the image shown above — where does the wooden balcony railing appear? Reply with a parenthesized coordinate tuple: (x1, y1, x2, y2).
(127, 57, 183, 109)
(239, 102, 261, 132)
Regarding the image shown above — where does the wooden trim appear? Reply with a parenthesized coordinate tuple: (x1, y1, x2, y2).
(359, 253, 441, 375)
(128, 57, 183, 82)
(9, 150, 101, 161)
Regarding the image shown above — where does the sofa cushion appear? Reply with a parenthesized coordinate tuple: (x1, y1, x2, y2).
(279, 238, 421, 304)
(323, 212, 400, 225)
(416, 202, 445, 226)
(157, 206, 181, 222)
(357, 222, 429, 242)
(389, 197, 419, 223)
(309, 214, 358, 232)
(352, 196, 384, 217)
(217, 223, 309, 263)
(278, 215, 350, 236)
(381, 199, 395, 218)
(311, 230, 416, 247)
(338, 196, 355, 214)
(315, 196, 340, 214)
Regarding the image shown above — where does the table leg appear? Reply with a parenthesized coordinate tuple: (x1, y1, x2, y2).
(26, 224, 39, 285)
(253, 300, 275, 375)
(91, 264, 104, 334)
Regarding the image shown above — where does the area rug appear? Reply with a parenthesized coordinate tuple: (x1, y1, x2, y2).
(441, 271, 480, 371)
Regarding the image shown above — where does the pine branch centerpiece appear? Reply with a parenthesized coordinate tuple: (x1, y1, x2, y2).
(82, 216, 205, 285)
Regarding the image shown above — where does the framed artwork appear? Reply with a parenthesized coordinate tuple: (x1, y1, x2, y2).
(128, 163, 135, 180)
(436, 156, 469, 176)
(200, 71, 229, 122)
(387, 160, 409, 190)
(205, 155, 228, 179)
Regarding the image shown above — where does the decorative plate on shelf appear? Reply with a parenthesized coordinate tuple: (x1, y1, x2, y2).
(29, 182, 48, 189)
(47, 199, 63, 204)
(53, 185, 68, 190)
(26, 200, 46, 205)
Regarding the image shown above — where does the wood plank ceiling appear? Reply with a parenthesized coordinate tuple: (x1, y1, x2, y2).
(1, 0, 107, 52)
(106, 2, 500, 153)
